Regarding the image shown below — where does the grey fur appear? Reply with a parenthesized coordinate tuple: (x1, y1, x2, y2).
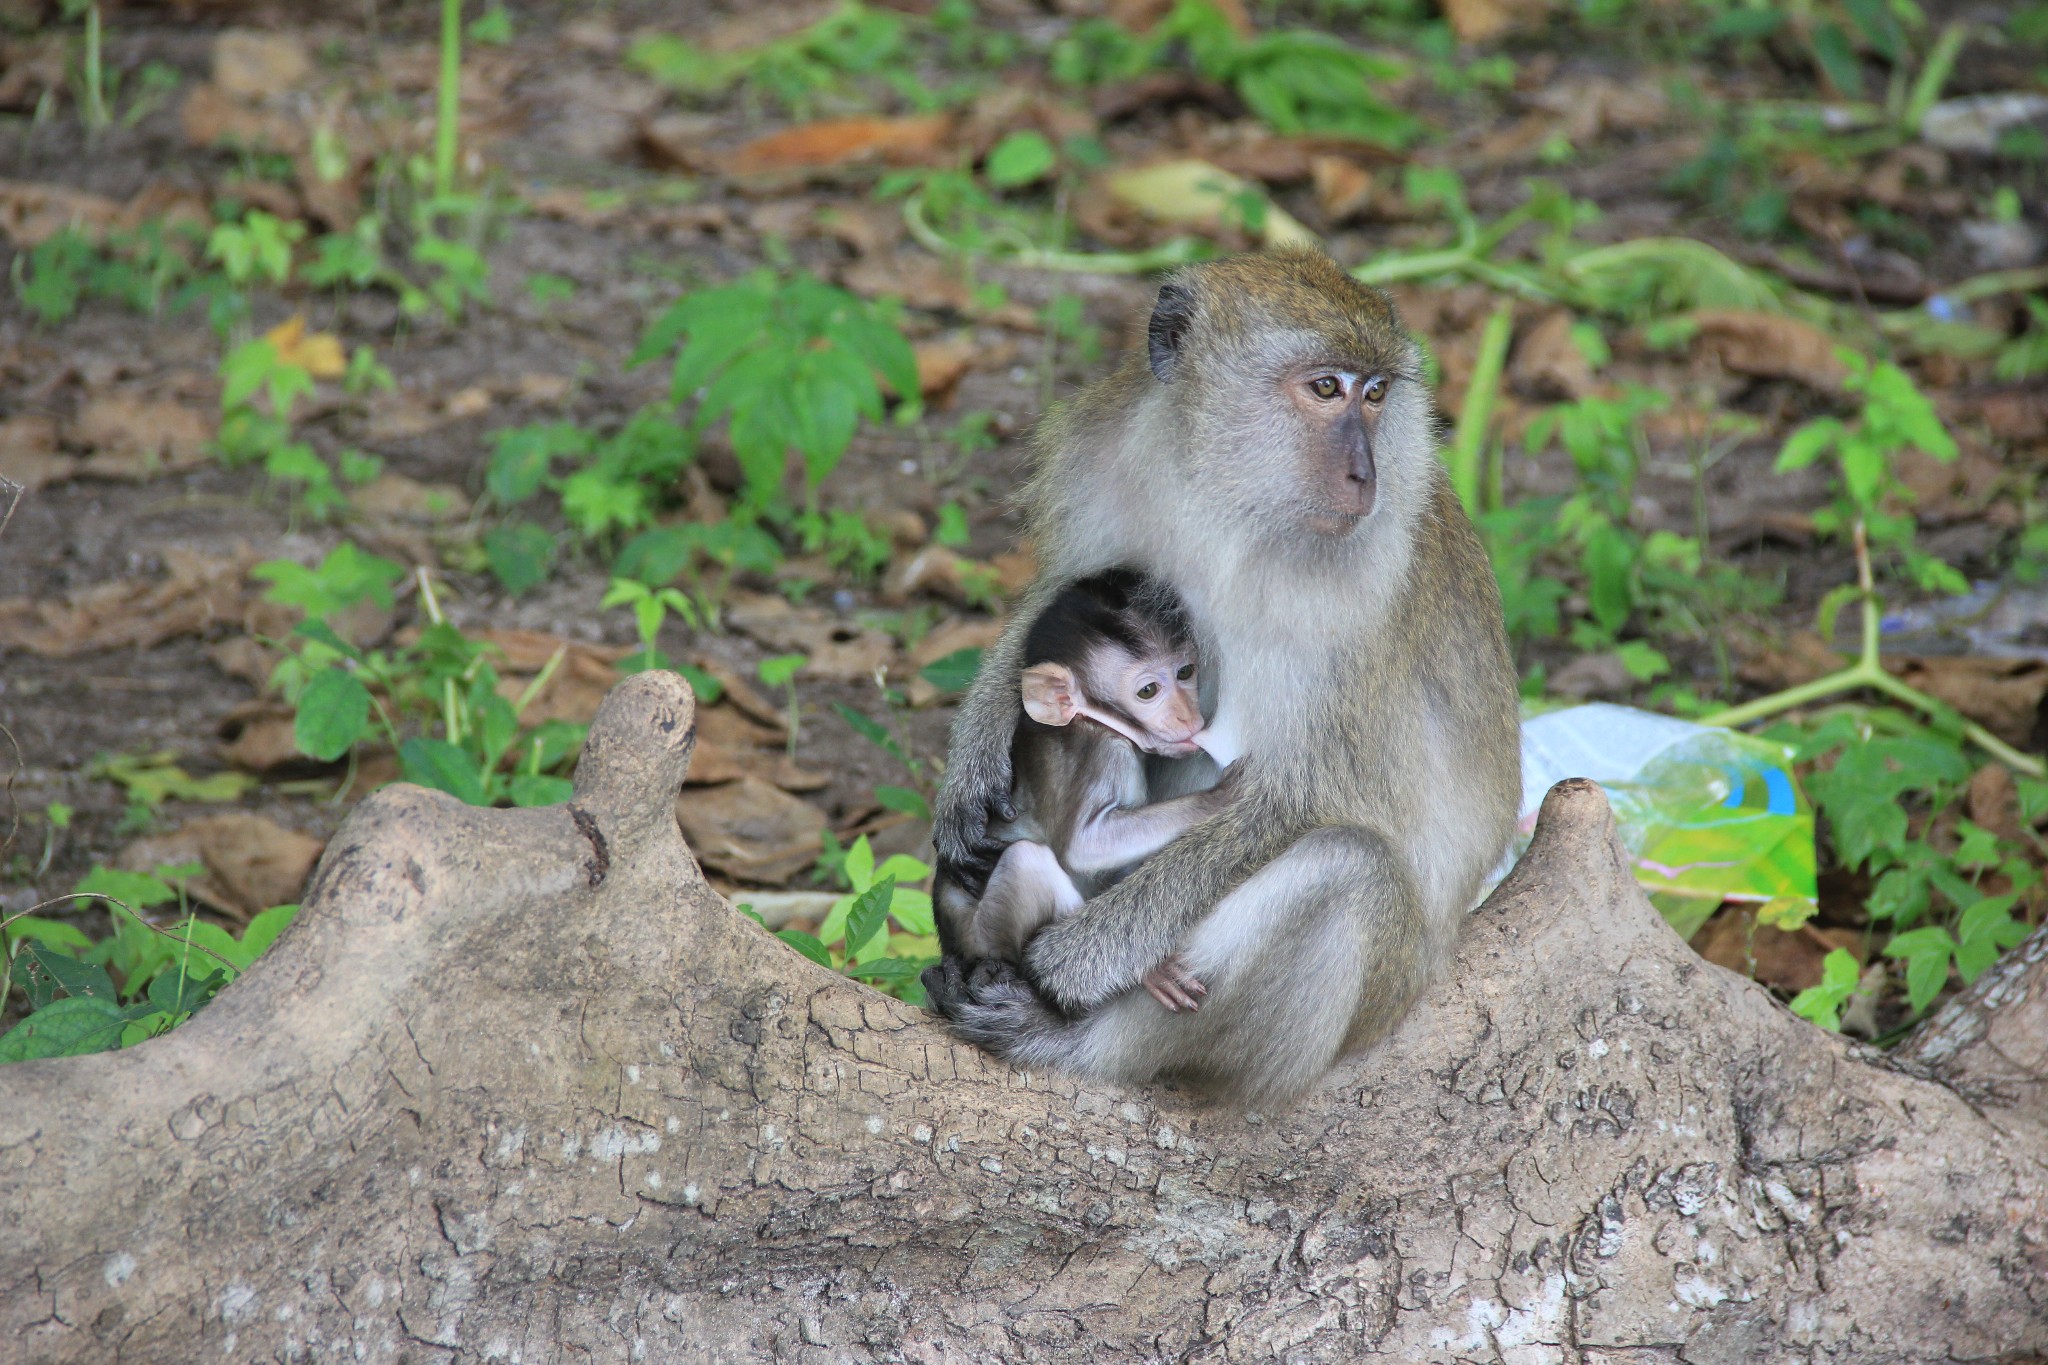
(928, 251, 1521, 1107)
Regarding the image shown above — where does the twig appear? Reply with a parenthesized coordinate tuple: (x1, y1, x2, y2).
(1700, 520, 2046, 777)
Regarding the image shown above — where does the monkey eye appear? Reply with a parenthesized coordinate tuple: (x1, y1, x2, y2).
(1136, 682, 1160, 701)
(1308, 375, 1342, 400)
(1362, 374, 1390, 404)
(1176, 663, 1195, 681)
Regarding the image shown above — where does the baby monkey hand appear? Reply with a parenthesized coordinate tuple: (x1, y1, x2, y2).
(1143, 954, 1208, 1012)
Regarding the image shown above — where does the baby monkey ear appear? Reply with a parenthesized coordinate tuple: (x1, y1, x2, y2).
(1020, 663, 1080, 727)
(1147, 281, 1196, 383)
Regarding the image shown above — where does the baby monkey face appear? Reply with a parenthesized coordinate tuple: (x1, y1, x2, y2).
(1089, 641, 1203, 755)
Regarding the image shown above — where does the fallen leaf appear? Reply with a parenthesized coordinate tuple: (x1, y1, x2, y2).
(1978, 388, 2048, 444)
(1690, 905, 1863, 994)
(1966, 764, 2026, 844)
(675, 776, 829, 885)
(217, 700, 302, 774)
(0, 413, 68, 491)
(212, 30, 312, 100)
(911, 335, 1004, 401)
(0, 549, 251, 657)
(117, 813, 324, 922)
(0, 179, 122, 248)
(444, 386, 493, 418)
(839, 252, 1039, 328)
(723, 594, 897, 682)
(264, 315, 348, 378)
(351, 472, 473, 525)
(181, 82, 308, 154)
(1887, 656, 2048, 749)
(67, 393, 216, 480)
(1102, 159, 1318, 249)
(1310, 155, 1376, 222)
(721, 116, 953, 176)
(1509, 309, 1595, 400)
(696, 703, 788, 753)
(0, 37, 66, 113)
(1690, 311, 1848, 393)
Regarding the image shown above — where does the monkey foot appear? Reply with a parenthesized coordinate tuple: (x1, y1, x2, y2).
(1143, 955, 1207, 1012)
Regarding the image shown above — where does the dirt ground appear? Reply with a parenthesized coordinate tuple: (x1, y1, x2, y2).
(2, 0, 2044, 1029)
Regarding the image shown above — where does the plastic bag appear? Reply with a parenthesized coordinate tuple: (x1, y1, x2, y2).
(1517, 703, 1817, 939)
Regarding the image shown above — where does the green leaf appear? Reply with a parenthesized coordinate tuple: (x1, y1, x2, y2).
(758, 653, 808, 689)
(400, 738, 490, 806)
(842, 876, 896, 960)
(147, 965, 227, 1016)
(1788, 947, 1861, 1031)
(508, 774, 575, 807)
(845, 956, 936, 985)
(1774, 419, 1841, 473)
(72, 867, 176, 914)
(19, 942, 118, 1005)
(1884, 926, 1955, 1014)
(918, 647, 982, 694)
(295, 667, 372, 762)
(874, 785, 930, 821)
(843, 834, 877, 892)
(485, 520, 558, 596)
(240, 903, 298, 959)
(833, 703, 905, 765)
(775, 929, 833, 968)
(885, 887, 935, 937)
(2, 917, 91, 953)
(0, 995, 136, 1062)
(985, 131, 1056, 187)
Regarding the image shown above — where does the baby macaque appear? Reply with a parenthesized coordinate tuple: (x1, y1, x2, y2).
(941, 570, 1236, 1011)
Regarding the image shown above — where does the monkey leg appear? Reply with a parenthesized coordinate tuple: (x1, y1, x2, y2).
(969, 841, 1084, 962)
(938, 827, 1420, 1109)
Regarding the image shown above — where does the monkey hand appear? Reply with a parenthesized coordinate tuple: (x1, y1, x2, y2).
(1021, 907, 1157, 1013)
(1142, 955, 1206, 1012)
(932, 759, 1018, 897)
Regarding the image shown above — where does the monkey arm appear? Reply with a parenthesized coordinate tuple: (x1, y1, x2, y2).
(931, 574, 1070, 891)
(1061, 785, 1235, 878)
(1025, 786, 1296, 1012)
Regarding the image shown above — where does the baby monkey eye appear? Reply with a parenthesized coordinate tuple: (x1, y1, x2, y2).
(1309, 375, 1342, 400)
(1176, 663, 1195, 680)
(1136, 682, 1160, 700)
(1362, 374, 1390, 404)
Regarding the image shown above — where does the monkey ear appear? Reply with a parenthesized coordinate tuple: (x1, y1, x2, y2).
(1020, 664, 1079, 727)
(1147, 281, 1196, 384)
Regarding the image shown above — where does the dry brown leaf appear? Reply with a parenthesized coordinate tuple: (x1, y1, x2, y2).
(696, 704, 787, 753)
(0, 37, 65, 113)
(217, 700, 302, 774)
(0, 549, 252, 657)
(0, 413, 68, 491)
(1979, 388, 2048, 444)
(1966, 764, 2026, 844)
(1690, 906, 1863, 995)
(1310, 155, 1376, 222)
(723, 594, 897, 682)
(1439, 0, 1513, 41)
(1691, 311, 1848, 393)
(118, 812, 324, 922)
(67, 393, 215, 480)
(180, 82, 308, 154)
(350, 472, 473, 525)
(0, 179, 122, 248)
(721, 116, 953, 176)
(264, 315, 347, 378)
(1102, 159, 1319, 249)
(1887, 657, 2047, 749)
(911, 336, 990, 401)
(213, 31, 312, 99)
(675, 776, 829, 885)
(839, 251, 1038, 328)
(1509, 309, 1595, 400)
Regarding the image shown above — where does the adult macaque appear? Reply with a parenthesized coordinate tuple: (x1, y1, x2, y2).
(925, 250, 1522, 1108)
(932, 570, 1234, 1012)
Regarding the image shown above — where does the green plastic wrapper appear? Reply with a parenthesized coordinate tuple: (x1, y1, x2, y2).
(1517, 703, 1818, 939)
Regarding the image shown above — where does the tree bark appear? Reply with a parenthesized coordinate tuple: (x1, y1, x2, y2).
(2, 670, 2044, 1363)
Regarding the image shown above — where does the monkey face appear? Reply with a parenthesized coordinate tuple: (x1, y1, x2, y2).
(1089, 643, 1205, 756)
(1286, 366, 1388, 535)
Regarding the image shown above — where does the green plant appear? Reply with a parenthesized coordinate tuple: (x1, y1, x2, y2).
(1, 869, 298, 1061)
(1761, 709, 2043, 1023)
(257, 548, 584, 807)
(88, 753, 255, 832)
(205, 209, 303, 290)
(758, 653, 808, 753)
(627, 2, 909, 119)
(629, 271, 918, 506)
(603, 576, 708, 671)
(757, 835, 937, 1003)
